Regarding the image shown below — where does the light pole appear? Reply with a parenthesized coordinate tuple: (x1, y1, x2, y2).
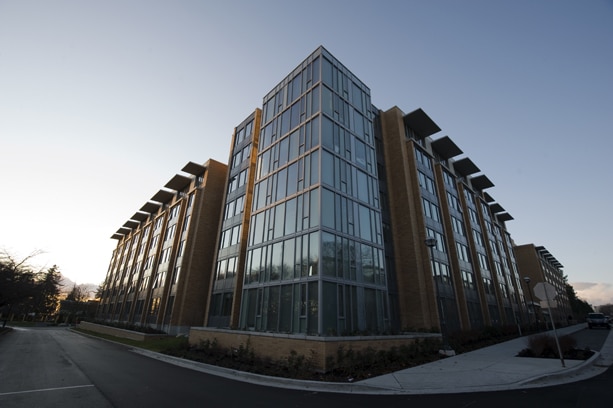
(523, 276, 537, 332)
(425, 237, 454, 356)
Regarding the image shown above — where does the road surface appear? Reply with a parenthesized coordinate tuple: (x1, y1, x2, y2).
(0, 326, 610, 407)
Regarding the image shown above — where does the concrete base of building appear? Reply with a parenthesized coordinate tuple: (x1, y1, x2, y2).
(189, 326, 442, 372)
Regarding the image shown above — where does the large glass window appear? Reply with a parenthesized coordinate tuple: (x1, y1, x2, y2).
(271, 242, 282, 281)
(356, 170, 369, 203)
(321, 188, 335, 228)
(322, 231, 336, 276)
(282, 239, 295, 280)
(322, 57, 333, 87)
(359, 204, 371, 241)
(321, 150, 334, 187)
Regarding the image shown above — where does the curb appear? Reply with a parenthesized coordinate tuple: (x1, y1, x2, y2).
(73, 325, 613, 395)
(131, 348, 385, 394)
(517, 350, 605, 388)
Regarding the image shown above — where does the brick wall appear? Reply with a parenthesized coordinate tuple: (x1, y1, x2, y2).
(189, 327, 440, 371)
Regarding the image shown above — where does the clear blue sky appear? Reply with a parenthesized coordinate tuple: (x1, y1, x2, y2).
(1, 1, 611, 306)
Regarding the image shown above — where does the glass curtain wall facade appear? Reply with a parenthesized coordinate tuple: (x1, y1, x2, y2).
(239, 47, 390, 336)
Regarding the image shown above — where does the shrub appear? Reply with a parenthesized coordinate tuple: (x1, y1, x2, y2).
(516, 333, 592, 360)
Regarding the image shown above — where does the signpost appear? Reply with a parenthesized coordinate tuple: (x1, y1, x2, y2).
(533, 282, 565, 367)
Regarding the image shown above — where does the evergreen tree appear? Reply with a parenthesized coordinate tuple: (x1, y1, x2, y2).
(565, 281, 593, 319)
(34, 265, 62, 318)
(1, 250, 62, 323)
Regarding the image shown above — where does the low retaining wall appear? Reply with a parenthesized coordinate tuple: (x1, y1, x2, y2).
(78, 321, 171, 342)
(189, 327, 440, 371)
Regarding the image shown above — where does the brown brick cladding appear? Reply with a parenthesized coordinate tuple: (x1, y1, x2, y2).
(171, 160, 228, 329)
(379, 107, 439, 330)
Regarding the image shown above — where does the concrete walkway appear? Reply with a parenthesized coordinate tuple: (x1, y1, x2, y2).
(136, 323, 613, 395)
(353, 324, 613, 394)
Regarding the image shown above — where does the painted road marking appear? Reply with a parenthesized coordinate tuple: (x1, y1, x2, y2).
(0, 384, 94, 396)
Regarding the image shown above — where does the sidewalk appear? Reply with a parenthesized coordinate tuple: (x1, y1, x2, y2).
(354, 324, 613, 394)
(136, 323, 613, 395)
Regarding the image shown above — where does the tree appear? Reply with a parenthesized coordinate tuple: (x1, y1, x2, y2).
(94, 281, 106, 300)
(66, 284, 88, 303)
(565, 282, 593, 320)
(597, 304, 613, 316)
(33, 265, 62, 319)
(0, 250, 62, 324)
(1, 250, 38, 323)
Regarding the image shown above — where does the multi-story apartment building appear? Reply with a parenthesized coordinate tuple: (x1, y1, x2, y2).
(200, 47, 528, 337)
(515, 244, 571, 327)
(98, 159, 227, 334)
(376, 106, 526, 333)
(99, 47, 570, 347)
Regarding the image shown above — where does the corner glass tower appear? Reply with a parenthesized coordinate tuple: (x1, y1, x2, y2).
(239, 47, 390, 335)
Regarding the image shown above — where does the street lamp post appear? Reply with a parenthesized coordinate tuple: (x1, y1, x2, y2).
(523, 276, 537, 332)
(425, 237, 454, 356)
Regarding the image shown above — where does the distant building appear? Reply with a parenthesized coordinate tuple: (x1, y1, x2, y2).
(515, 244, 571, 326)
(98, 47, 570, 344)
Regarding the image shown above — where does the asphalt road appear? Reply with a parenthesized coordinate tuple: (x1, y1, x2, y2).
(0, 326, 610, 407)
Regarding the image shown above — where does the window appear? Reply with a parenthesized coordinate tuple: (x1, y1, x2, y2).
(418, 171, 436, 194)
(236, 127, 245, 145)
(159, 247, 172, 264)
(456, 242, 471, 262)
(447, 192, 462, 213)
(415, 148, 432, 170)
(433, 260, 451, 285)
(139, 276, 149, 292)
(422, 198, 441, 222)
(154, 217, 163, 230)
(238, 169, 247, 188)
(355, 139, 366, 168)
(177, 240, 185, 258)
(464, 190, 475, 206)
(153, 270, 166, 288)
(169, 205, 180, 220)
(230, 225, 241, 246)
(478, 252, 489, 270)
(149, 297, 161, 315)
(468, 208, 478, 224)
(462, 270, 476, 291)
(473, 229, 484, 247)
(164, 224, 176, 242)
(451, 216, 465, 236)
(443, 170, 456, 190)
(483, 277, 495, 295)
(426, 228, 446, 253)
(149, 234, 159, 250)
(182, 215, 190, 232)
(144, 255, 154, 270)
(489, 239, 499, 256)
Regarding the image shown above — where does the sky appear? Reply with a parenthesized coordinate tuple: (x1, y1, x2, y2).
(1, 1, 611, 305)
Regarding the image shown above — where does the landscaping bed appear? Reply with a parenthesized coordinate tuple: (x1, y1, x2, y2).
(516, 333, 594, 360)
